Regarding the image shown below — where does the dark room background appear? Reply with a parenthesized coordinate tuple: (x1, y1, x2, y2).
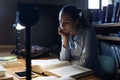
(0, 0, 88, 49)
(18, 3, 62, 48)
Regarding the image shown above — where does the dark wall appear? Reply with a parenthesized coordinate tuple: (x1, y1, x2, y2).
(18, 4, 62, 47)
(0, 0, 17, 45)
(75, 0, 88, 10)
(0, 0, 87, 46)
(31, 5, 62, 47)
(0, 1, 62, 47)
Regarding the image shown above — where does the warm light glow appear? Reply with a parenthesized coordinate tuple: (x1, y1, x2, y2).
(16, 23, 25, 30)
(88, 0, 100, 9)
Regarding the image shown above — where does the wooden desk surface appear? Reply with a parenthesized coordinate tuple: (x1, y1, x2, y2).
(5, 55, 100, 80)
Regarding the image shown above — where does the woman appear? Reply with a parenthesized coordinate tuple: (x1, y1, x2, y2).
(58, 4, 104, 79)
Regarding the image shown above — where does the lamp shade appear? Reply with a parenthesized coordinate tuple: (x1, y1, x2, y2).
(18, 4, 39, 27)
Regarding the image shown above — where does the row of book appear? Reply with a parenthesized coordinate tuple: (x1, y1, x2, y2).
(88, 2, 120, 24)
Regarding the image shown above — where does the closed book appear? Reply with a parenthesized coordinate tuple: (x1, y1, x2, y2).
(0, 73, 13, 80)
(0, 56, 17, 61)
(102, 6, 107, 23)
(114, 2, 120, 22)
(106, 4, 113, 23)
(0, 64, 6, 77)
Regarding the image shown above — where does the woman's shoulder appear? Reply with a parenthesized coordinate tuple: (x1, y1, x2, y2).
(76, 27, 96, 39)
(83, 27, 96, 35)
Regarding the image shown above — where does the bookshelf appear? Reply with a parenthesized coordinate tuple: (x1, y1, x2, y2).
(93, 23, 120, 78)
(92, 23, 120, 41)
(96, 35, 120, 42)
(93, 23, 120, 27)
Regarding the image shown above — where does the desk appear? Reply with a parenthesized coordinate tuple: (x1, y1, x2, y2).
(5, 55, 100, 80)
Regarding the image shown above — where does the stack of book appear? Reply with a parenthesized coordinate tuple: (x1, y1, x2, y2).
(0, 64, 13, 80)
(90, 2, 120, 24)
(0, 56, 17, 61)
(0, 56, 21, 80)
(0, 56, 21, 67)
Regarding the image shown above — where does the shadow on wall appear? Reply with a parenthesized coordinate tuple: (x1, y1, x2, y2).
(17, 4, 62, 47)
(31, 5, 62, 47)
(0, 0, 17, 45)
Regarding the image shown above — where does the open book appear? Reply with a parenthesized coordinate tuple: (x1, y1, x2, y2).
(31, 59, 93, 79)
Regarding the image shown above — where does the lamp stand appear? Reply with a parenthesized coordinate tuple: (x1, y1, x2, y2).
(25, 26, 31, 80)
(16, 29, 22, 58)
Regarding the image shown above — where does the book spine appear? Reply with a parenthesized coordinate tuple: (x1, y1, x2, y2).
(0, 77, 13, 80)
(114, 2, 120, 22)
(91, 10, 98, 24)
(106, 4, 113, 23)
(102, 6, 107, 23)
(0, 64, 6, 77)
(116, 4, 120, 22)
(0, 73, 13, 80)
(98, 10, 103, 24)
(0, 71, 5, 77)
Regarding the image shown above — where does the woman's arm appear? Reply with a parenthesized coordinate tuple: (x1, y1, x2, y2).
(60, 36, 71, 61)
(58, 27, 71, 61)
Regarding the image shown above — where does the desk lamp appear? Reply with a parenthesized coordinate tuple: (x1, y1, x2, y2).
(13, 12, 25, 58)
(18, 4, 39, 80)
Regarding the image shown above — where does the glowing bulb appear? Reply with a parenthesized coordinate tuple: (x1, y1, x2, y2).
(16, 23, 25, 30)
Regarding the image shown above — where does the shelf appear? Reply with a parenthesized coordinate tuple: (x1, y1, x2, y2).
(96, 35, 120, 41)
(92, 23, 120, 28)
(93, 23, 120, 34)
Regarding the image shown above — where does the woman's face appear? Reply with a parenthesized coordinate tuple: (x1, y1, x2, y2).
(59, 12, 77, 34)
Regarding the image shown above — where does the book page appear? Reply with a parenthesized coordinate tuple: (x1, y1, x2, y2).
(58, 76, 75, 80)
(31, 59, 71, 74)
(32, 59, 59, 73)
(32, 76, 58, 80)
(44, 65, 92, 78)
(32, 59, 59, 65)
(32, 76, 75, 80)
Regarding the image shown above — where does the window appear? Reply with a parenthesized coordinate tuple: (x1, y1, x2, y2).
(88, 0, 113, 9)
(88, 0, 100, 9)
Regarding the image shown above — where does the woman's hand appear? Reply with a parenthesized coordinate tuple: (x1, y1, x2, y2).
(58, 27, 69, 37)
(58, 27, 69, 47)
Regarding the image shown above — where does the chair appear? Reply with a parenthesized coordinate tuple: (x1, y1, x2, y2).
(98, 55, 117, 80)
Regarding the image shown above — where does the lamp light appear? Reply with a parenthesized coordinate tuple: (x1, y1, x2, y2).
(15, 23, 25, 30)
